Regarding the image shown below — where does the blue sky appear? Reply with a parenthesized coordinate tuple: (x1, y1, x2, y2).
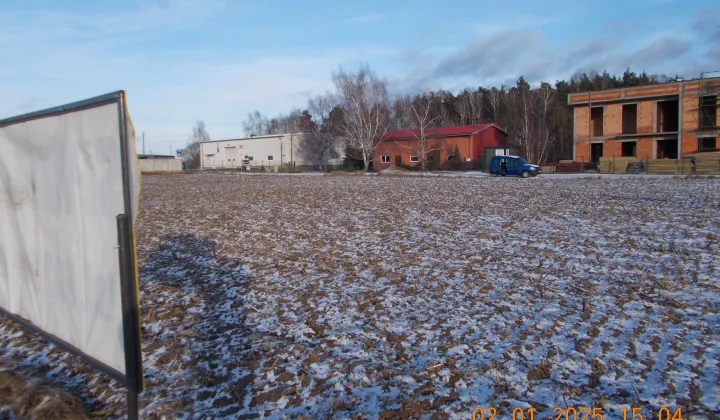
(1, 0, 718, 154)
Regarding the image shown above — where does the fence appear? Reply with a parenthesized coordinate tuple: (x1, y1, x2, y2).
(540, 161, 596, 174)
(598, 153, 720, 174)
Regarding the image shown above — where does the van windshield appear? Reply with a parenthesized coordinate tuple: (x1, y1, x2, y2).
(516, 158, 529, 165)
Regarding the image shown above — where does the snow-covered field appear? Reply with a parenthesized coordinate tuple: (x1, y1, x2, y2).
(2, 173, 720, 419)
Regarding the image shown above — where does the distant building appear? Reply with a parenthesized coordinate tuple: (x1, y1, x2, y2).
(199, 133, 343, 171)
(374, 124, 510, 171)
(138, 154, 182, 172)
(568, 74, 720, 163)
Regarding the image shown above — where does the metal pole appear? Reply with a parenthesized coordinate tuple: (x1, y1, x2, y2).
(677, 79, 683, 159)
(142, 132, 145, 155)
(116, 215, 142, 420)
(588, 92, 592, 163)
(127, 389, 139, 420)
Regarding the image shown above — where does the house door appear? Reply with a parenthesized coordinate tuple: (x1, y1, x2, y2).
(225, 146, 238, 168)
(203, 154, 215, 169)
(591, 143, 603, 165)
(395, 155, 402, 167)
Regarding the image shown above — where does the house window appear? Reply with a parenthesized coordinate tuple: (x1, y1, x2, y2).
(700, 96, 717, 129)
(698, 137, 717, 151)
(622, 104, 637, 135)
(621, 141, 637, 157)
(267, 155, 274, 161)
(591, 107, 604, 137)
(410, 156, 419, 162)
(656, 99, 679, 132)
(245, 156, 253, 161)
(381, 155, 390, 163)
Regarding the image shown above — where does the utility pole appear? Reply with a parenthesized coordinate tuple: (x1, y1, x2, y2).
(142, 132, 145, 155)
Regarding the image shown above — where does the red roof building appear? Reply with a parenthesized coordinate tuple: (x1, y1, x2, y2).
(374, 123, 509, 170)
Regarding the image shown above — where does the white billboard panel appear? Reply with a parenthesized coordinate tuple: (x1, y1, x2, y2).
(0, 92, 141, 382)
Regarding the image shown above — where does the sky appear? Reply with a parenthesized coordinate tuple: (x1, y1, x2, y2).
(1, 0, 719, 155)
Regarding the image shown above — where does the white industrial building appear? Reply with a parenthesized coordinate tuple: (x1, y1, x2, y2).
(199, 133, 343, 171)
(138, 154, 183, 172)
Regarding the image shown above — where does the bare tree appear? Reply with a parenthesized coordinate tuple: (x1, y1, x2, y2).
(332, 64, 390, 171)
(468, 90, 485, 124)
(454, 91, 472, 126)
(513, 81, 554, 164)
(183, 119, 210, 169)
(242, 110, 268, 137)
(487, 86, 503, 123)
(277, 109, 302, 134)
(391, 94, 414, 130)
(533, 83, 554, 165)
(515, 83, 534, 163)
(299, 94, 341, 172)
(389, 95, 445, 171)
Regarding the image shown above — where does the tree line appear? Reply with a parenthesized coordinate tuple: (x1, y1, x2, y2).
(185, 65, 675, 170)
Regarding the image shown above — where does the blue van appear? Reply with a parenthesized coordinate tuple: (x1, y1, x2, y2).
(489, 155, 541, 178)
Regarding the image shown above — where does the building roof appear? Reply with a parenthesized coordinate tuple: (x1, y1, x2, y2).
(379, 123, 506, 140)
(138, 154, 176, 159)
(199, 132, 308, 144)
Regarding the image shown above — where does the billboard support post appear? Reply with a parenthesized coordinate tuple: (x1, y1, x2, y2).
(117, 90, 143, 419)
(116, 214, 141, 420)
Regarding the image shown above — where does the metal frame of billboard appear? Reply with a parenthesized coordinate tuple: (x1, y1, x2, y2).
(0, 91, 143, 418)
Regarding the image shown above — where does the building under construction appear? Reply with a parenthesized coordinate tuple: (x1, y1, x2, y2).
(568, 72, 720, 165)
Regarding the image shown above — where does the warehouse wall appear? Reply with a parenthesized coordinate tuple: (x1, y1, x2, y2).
(200, 133, 343, 170)
(139, 158, 182, 172)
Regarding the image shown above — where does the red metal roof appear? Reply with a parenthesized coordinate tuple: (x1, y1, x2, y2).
(379, 123, 505, 140)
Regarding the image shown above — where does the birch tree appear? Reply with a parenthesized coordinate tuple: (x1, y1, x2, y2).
(390, 95, 444, 171)
(454, 90, 472, 126)
(332, 64, 389, 171)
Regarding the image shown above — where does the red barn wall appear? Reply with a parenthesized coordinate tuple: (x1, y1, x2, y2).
(373, 126, 508, 170)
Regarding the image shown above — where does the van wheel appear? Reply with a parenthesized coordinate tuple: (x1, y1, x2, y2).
(490, 171, 498, 177)
(521, 171, 530, 178)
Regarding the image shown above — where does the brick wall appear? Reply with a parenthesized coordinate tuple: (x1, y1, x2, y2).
(682, 93, 699, 132)
(682, 134, 699, 155)
(604, 140, 621, 157)
(574, 107, 589, 138)
(637, 138, 654, 158)
(604, 104, 621, 136)
(575, 140, 589, 162)
(638, 101, 654, 133)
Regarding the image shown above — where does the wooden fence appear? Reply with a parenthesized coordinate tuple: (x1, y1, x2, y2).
(598, 152, 720, 174)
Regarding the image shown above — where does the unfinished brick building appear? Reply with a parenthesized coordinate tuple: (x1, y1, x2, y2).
(568, 74, 720, 163)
